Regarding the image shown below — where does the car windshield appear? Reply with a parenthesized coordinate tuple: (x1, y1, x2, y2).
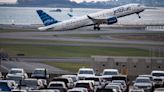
(152, 73, 164, 76)
(10, 70, 22, 74)
(136, 79, 150, 83)
(75, 83, 90, 88)
(21, 80, 38, 87)
(113, 81, 125, 85)
(49, 84, 63, 88)
(8, 76, 22, 81)
(79, 70, 93, 74)
(103, 71, 117, 75)
(106, 86, 119, 90)
(33, 70, 45, 74)
(85, 78, 99, 82)
(52, 78, 68, 87)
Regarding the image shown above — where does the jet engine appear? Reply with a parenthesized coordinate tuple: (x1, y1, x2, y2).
(107, 17, 118, 25)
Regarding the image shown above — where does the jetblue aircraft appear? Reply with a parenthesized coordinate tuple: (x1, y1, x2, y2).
(37, 4, 145, 31)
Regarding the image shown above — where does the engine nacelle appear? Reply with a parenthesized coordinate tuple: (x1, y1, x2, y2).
(107, 17, 118, 25)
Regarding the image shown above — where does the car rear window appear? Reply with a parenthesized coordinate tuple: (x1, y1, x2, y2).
(52, 78, 68, 83)
(75, 83, 90, 88)
(49, 84, 63, 88)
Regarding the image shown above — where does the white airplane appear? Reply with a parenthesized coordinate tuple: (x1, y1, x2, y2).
(37, 3, 145, 31)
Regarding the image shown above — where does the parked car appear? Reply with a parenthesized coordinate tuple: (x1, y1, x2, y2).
(154, 88, 164, 92)
(6, 68, 28, 83)
(75, 80, 94, 92)
(151, 70, 164, 87)
(31, 68, 49, 79)
(133, 77, 153, 92)
(107, 83, 124, 92)
(0, 80, 17, 91)
(105, 84, 122, 92)
(138, 74, 155, 90)
(112, 80, 127, 92)
(101, 69, 119, 82)
(77, 68, 95, 80)
(51, 77, 74, 89)
(67, 87, 88, 92)
(31, 68, 49, 87)
(20, 78, 44, 90)
(112, 75, 129, 92)
(153, 77, 163, 87)
(48, 81, 67, 92)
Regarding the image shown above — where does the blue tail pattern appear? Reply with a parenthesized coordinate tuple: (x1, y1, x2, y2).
(37, 10, 58, 26)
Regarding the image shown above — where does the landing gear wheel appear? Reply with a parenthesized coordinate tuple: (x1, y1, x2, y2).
(97, 27, 100, 30)
(137, 13, 141, 18)
(93, 25, 100, 30)
(94, 26, 97, 30)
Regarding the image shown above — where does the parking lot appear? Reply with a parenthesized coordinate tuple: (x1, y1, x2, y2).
(1, 67, 164, 92)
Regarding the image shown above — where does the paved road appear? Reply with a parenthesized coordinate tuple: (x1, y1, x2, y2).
(0, 28, 164, 51)
(0, 60, 71, 74)
(0, 28, 164, 44)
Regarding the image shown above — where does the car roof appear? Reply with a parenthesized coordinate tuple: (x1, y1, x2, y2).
(103, 69, 118, 72)
(24, 78, 38, 81)
(151, 70, 164, 73)
(136, 77, 150, 79)
(49, 81, 65, 84)
(11, 68, 23, 70)
(79, 68, 94, 71)
(0, 80, 15, 82)
(112, 80, 125, 82)
(85, 76, 100, 78)
(139, 75, 152, 77)
(62, 75, 77, 77)
(106, 84, 120, 88)
(34, 68, 46, 70)
(77, 80, 94, 83)
(68, 87, 87, 91)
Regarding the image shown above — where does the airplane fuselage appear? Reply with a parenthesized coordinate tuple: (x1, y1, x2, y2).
(38, 4, 145, 31)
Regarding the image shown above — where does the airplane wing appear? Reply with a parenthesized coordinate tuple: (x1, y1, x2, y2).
(87, 15, 118, 25)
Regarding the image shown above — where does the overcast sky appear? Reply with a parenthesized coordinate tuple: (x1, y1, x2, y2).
(70, 0, 110, 3)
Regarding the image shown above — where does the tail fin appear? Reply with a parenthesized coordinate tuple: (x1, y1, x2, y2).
(36, 10, 58, 26)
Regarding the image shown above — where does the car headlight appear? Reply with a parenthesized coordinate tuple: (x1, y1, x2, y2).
(147, 86, 152, 89)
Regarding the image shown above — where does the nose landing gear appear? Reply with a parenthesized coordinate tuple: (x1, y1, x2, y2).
(136, 12, 141, 18)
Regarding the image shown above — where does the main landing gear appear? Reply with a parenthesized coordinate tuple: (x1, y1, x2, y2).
(93, 25, 100, 30)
